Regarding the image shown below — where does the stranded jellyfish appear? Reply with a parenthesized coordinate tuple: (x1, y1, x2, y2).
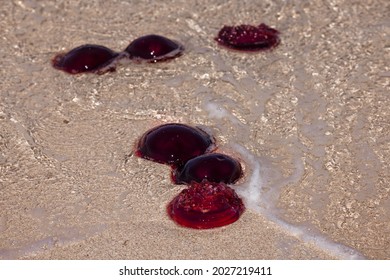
(125, 34, 184, 62)
(173, 153, 242, 185)
(52, 44, 119, 74)
(167, 181, 245, 229)
(52, 34, 184, 74)
(135, 123, 214, 168)
(215, 23, 280, 51)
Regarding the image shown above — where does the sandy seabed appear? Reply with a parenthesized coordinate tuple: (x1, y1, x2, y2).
(0, 0, 389, 259)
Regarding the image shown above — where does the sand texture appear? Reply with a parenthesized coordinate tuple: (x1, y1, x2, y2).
(0, 0, 389, 259)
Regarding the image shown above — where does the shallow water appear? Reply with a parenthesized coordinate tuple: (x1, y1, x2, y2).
(1, 0, 389, 259)
(179, 49, 367, 259)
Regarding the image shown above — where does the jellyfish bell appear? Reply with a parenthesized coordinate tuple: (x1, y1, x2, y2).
(167, 180, 245, 229)
(125, 34, 184, 63)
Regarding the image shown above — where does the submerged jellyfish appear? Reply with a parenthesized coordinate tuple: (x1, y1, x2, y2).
(215, 23, 280, 51)
(51, 44, 119, 74)
(135, 123, 215, 168)
(167, 180, 245, 229)
(173, 153, 243, 185)
(125, 34, 184, 62)
(52, 34, 184, 74)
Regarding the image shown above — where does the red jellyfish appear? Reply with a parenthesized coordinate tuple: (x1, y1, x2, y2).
(215, 23, 280, 51)
(173, 153, 243, 185)
(167, 181, 245, 229)
(52, 44, 119, 74)
(125, 34, 184, 63)
(135, 123, 215, 168)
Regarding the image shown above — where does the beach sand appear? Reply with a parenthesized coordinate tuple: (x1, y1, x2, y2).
(0, 0, 389, 259)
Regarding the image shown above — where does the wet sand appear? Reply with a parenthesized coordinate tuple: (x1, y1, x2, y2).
(0, 0, 389, 259)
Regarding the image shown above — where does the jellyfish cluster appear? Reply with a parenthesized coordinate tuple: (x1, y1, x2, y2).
(135, 123, 245, 229)
(52, 34, 184, 74)
(51, 23, 280, 75)
(52, 23, 281, 229)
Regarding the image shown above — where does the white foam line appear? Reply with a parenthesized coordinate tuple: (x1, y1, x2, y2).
(232, 143, 365, 259)
(231, 143, 263, 211)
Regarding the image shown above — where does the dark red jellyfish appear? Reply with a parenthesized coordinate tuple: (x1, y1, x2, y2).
(215, 23, 280, 51)
(135, 123, 215, 168)
(167, 181, 245, 229)
(173, 153, 243, 185)
(125, 34, 184, 62)
(52, 44, 119, 74)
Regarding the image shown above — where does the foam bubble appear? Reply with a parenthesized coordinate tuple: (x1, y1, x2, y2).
(204, 102, 242, 126)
